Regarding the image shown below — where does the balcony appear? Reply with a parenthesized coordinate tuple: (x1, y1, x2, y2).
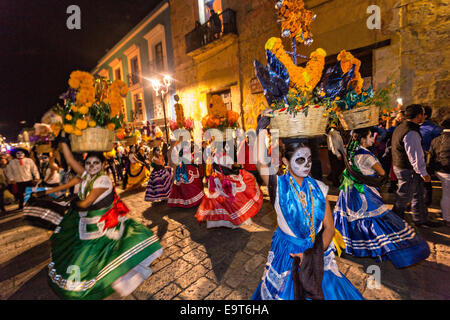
(185, 8, 237, 54)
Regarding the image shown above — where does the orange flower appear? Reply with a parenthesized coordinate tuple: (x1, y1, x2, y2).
(75, 119, 88, 130)
(227, 110, 240, 124)
(107, 123, 116, 131)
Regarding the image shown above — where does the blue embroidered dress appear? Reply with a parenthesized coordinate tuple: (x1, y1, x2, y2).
(333, 146, 430, 268)
(252, 174, 363, 300)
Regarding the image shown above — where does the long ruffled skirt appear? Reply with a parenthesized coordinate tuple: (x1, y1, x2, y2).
(167, 164, 204, 208)
(333, 185, 430, 268)
(195, 169, 263, 228)
(48, 205, 162, 300)
(251, 228, 364, 300)
(126, 163, 150, 190)
(145, 167, 173, 202)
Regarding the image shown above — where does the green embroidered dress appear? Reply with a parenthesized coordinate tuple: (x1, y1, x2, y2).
(48, 171, 163, 299)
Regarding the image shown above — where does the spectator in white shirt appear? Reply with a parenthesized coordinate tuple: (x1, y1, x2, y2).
(5, 148, 40, 210)
(326, 125, 345, 187)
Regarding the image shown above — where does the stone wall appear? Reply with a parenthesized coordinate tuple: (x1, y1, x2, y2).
(397, 0, 450, 119)
(169, 0, 449, 131)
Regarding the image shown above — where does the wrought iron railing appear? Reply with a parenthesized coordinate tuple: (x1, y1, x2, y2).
(185, 8, 237, 54)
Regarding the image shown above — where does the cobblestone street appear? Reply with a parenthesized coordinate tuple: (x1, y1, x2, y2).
(1, 182, 449, 300)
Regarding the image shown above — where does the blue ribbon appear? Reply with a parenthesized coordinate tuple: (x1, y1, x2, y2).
(175, 163, 189, 183)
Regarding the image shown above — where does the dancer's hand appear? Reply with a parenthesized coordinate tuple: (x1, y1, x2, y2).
(290, 253, 304, 262)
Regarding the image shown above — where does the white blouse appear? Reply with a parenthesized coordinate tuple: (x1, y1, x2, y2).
(76, 172, 113, 204)
(353, 147, 379, 176)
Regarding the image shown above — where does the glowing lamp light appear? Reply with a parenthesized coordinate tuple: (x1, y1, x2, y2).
(163, 75, 172, 87)
(151, 79, 162, 93)
(397, 98, 403, 105)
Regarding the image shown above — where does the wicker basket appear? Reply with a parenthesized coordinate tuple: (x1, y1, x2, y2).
(270, 105, 329, 138)
(149, 138, 162, 148)
(35, 143, 52, 154)
(70, 127, 115, 152)
(125, 136, 139, 146)
(338, 105, 379, 130)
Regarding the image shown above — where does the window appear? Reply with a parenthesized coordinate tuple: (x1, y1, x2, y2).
(211, 89, 232, 110)
(130, 56, 140, 85)
(114, 68, 121, 80)
(133, 94, 144, 121)
(198, 0, 222, 24)
(154, 42, 164, 72)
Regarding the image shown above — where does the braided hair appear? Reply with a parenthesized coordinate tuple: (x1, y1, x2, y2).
(343, 127, 386, 187)
(346, 127, 372, 173)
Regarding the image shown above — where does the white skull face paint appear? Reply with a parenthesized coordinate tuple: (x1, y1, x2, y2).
(365, 131, 375, 147)
(16, 151, 25, 159)
(40, 155, 49, 165)
(85, 157, 102, 176)
(289, 147, 312, 178)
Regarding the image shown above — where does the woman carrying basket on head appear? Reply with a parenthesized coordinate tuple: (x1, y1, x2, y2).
(144, 147, 173, 202)
(333, 127, 430, 268)
(34, 136, 162, 300)
(252, 126, 363, 300)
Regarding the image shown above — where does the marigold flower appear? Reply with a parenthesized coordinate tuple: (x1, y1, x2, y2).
(75, 119, 88, 130)
(74, 129, 83, 136)
(107, 123, 116, 131)
(88, 120, 97, 127)
(63, 124, 74, 134)
(78, 106, 89, 115)
(65, 114, 72, 121)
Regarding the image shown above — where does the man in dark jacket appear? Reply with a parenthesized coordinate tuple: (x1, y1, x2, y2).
(391, 104, 441, 228)
(429, 118, 450, 227)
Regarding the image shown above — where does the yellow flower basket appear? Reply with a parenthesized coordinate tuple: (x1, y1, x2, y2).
(70, 127, 115, 152)
(270, 105, 329, 138)
(124, 136, 139, 146)
(35, 143, 53, 154)
(337, 105, 379, 130)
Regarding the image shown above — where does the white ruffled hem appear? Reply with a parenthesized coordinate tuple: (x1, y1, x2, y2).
(206, 218, 253, 229)
(111, 248, 163, 297)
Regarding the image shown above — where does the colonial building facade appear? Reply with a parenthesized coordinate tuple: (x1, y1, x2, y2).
(92, 0, 175, 129)
(169, 0, 448, 139)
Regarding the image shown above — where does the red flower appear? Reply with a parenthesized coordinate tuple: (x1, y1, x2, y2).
(279, 107, 287, 112)
(314, 105, 320, 108)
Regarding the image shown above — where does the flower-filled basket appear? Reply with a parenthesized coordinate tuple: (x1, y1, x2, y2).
(324, 50, 399, 130)
(338, 105, 379, 131)
(270, 105, 329, 138)
(201, 95, 240, 142)
(70, 127, 116, 152)
(31, 123, 55, 153)
(54, 71, 128, 152)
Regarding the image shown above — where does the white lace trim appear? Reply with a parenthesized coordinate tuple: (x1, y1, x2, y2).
(48, 235, 160, 292)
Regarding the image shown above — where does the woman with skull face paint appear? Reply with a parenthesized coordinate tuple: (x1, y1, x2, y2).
(166, 139, 205, 208)
(144, 147, 173, 202)
(252, 136, 363, 300)
(125, 145, 151, 190)
(37, 141, 163, 299)
(195, 139, 263, 229)
(333, 127, 430, 268)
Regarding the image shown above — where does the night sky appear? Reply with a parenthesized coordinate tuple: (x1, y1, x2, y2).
(0, 0, 163, 141)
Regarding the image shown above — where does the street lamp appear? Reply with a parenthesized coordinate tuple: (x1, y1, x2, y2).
(151, 75, 172, 143)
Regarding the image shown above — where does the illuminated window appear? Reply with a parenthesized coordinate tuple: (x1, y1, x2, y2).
(198, 0, 222, 24)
